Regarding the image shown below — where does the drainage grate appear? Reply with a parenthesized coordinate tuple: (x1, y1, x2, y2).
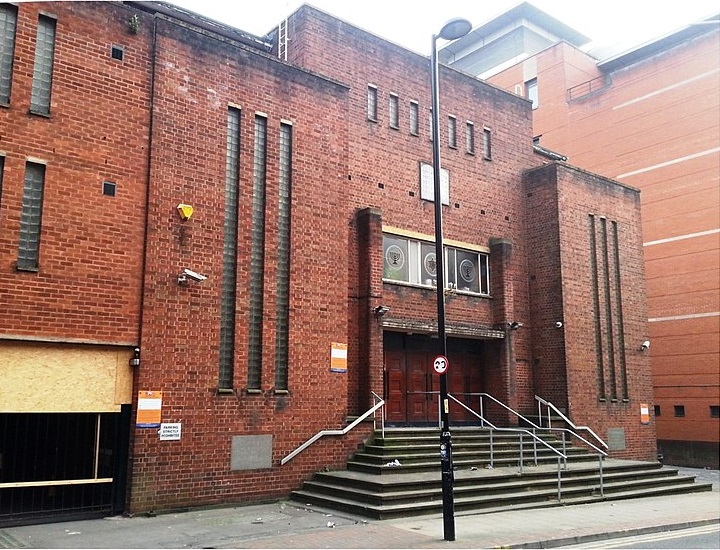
(0, 531, 31, 549)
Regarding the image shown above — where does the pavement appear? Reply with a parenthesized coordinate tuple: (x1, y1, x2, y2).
(0, 467, 717, 549)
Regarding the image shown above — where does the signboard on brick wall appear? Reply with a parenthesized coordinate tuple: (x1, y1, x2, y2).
(420, 162, 449, 205)
(330, 342, 348, 373)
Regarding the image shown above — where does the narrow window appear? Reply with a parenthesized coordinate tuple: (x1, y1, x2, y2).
(653, 405, 661, 417)
(0, 4, 18, 104)
(526, 78, 538, 110)
(465, 121, 475, 154)
(17, 162, 46, 271)
(367, 85, 377, 121)
(30, 15, 57, 116)
(448, 116, 457, 148)
(247, 115, 268, 391)
(389, 93, 399, 129)
(673, 405, 685, 417)
(483, 127, 492, 160)
(409, 101, 419, 136)
(710, 405, 719, 418)
(219, 107, 241, 390)
(275, 122, 293, 391)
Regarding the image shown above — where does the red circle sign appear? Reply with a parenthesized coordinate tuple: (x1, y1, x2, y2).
(433, 355, 448, 374)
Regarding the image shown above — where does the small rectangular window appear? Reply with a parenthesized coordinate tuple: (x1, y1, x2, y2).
(448, 116, 457, 148)
(110, 45, 124, 61)
(0, 4, 18, 105)
(409, 101, 419, 136)
(102, 181, 116, 196)
(674, 405, 685, 417)
(466, 122, 475, 154)
(483, 127, 492, 160)
(367, 85, 377, 121)
(710, 405, 719, 418)
(389, 93, 399, 129)
(17, 162, 46, 271)
(653, 405, 661, 417)
(30, 15, 57, 116)
(526, 78, 538, 110)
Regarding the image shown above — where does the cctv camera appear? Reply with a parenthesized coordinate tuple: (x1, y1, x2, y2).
(182, 268, 207, 282)
(555, 321, 563, 328)
(641, 340, 650, 351)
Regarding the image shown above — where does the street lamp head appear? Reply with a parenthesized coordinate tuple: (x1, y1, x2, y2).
(438, 18, 472, 41)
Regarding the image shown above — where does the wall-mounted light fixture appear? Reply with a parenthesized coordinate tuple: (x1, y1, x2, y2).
(129, 347, 140, 368)
(373, 305, 390, 318)
(555, 321, 563, 328)
(509, 321, 523, 330)
(640, 340, 650, 351)
(177, 203, 194, 220)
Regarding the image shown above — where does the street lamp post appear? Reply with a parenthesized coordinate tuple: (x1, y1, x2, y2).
(431, 17, 471, 543)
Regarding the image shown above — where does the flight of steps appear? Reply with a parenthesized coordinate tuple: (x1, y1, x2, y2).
(290, 427, 713, 519)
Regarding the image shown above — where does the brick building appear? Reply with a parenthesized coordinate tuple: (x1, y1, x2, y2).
(448, 2, 719, 468)
(1, 1, 654, 524)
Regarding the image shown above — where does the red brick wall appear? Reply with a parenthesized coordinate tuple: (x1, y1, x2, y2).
(490, 29, 719, 462)
(0, 1, 150, 344)
(525, 163, 656, 461)
(129, 15, 361, 512)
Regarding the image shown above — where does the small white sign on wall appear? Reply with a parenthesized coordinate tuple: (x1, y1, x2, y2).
(159, 422, 182, 441)
(420, 162, 449, 205)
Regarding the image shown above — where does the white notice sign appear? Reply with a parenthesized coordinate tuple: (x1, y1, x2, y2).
(159, 423, 182, 441)
(420, 162, 449, 205)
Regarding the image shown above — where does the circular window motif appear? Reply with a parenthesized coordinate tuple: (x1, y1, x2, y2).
(423, 252, 437, 276)
(385, 245, 405, 270)
(459, 259, 476, 283)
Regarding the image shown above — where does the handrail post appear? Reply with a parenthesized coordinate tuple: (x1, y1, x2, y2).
(519, 433, 524, 474)
(532, 427, 538, 465)
(599, 454, 604, 496)
(557, 456, 562, 501)
(489, 429, 494, 468)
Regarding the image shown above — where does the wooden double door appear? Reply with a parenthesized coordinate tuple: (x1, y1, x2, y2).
(384, 333, 484, 425)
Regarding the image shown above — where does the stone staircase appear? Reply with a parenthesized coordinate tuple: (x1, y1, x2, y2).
(290, 427, 713, 519)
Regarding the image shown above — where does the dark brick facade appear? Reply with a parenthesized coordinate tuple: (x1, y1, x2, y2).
(0, 2, 655, 518)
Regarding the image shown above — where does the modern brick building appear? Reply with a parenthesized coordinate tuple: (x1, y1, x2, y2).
(1, 1, 654, 525)
(447, 2, 719, 468)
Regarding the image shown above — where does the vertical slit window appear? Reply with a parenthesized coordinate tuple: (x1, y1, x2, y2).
(367, 85, 377, 121)
(389, 93, 399, 129)
(0, 4, 18, 105)
(483, 127, 492, 160)
(409, 101, 419, 136)
(247, 116, 267, 390)
(448, 116, 457, 148)
(17, 162, 46, 271)
(275, 123, 293, 391)
(612, 221, 629, 400)
(466, 122, 475, 154)
(30, 15, 56, 116)
(600, 217, 617, 401)
(589, 215, 606, 400)
(219, 107, 241, 390)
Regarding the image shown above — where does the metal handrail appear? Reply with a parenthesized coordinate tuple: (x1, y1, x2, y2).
(448, 393, 566, 467)
(535, 395, 609, 452)
(280, 392, 384, 465)
(449, 392, 606, 499)
(468, 392, 608, 457)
